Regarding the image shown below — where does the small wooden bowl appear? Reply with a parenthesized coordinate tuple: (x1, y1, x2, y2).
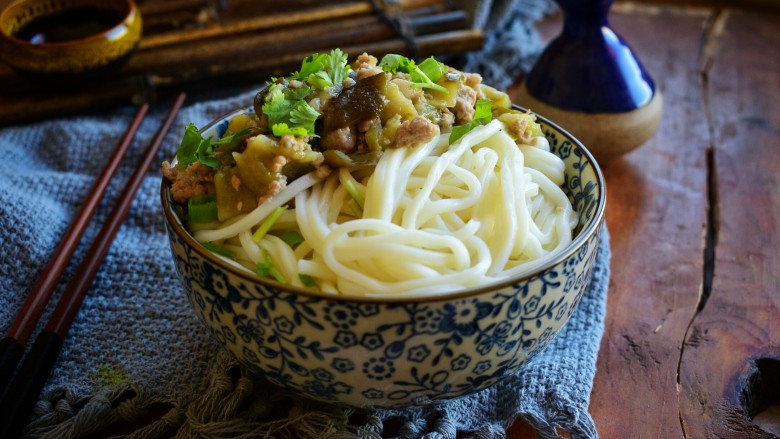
(0, 0, 141, 79)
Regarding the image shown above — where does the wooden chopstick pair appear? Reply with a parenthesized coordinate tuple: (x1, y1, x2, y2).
(0, 92, 186, 439)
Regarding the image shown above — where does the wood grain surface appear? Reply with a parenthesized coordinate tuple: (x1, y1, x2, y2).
(0, 0, 481, 126)
(507, 3, 780, 438)
(589, 7, 711, 438)
(678, 8, 780, 439)
(2, 0, 777, 437)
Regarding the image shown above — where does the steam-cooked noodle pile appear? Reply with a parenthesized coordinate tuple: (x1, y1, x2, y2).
(191, 120, 577, 296)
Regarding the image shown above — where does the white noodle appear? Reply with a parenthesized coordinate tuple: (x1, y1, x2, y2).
(193, 121, 577, 296)
(193, 170, 323, 242)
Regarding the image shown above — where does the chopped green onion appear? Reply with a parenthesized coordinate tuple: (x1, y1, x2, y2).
(449, 99, 494, 144)
(272, 123, 309, 137)
(417, 57, 446, 83)
(256, 248, 287, 283)
(252, 206, 288, 243)
(343, 179, 365, 209)
(188, 194, 218, 223)
(473, 99, 493, 122)
(203, 242, 235, 259)
(299, 274, 317, 287)
(379, 54, 448, 94)
(281, 230, 305, 249)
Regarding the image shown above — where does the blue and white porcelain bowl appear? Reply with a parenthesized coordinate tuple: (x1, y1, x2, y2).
(160, 105, 606, 408)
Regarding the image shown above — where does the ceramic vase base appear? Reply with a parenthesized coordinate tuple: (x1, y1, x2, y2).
(517, 82, 663, 163)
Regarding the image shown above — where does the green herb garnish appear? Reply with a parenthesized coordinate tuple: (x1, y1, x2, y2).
(324, 48, 350, 86)
(212, 126, 260, 147)
(177, 123, 219, 169)
(293, 53, 328, 81)
(203, 242, 235, 259)
(416, 56, 447, 84)
(281, 230, 304, 249)
(257, 248, 287, 283)
(271, 123, 309, 137)
(177, 124, 260, 170)
(187, 194, 218, 223)
(263, 84, 320, 137)
(299, 274, 317, 287)
(343, 178, 365, 209)
(378, 54, 448, 94)
(252, 206, 288, 243)
(449, 99, 494, 144)
(292, 49, 350, 90)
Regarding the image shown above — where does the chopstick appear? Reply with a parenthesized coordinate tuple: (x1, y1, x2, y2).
(0, 103, 149, 397)
(0, 92, 186, 439)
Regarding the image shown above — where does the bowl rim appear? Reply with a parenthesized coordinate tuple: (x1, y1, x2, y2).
(161, 104, 607, 304)
(0, 0, 138, 47)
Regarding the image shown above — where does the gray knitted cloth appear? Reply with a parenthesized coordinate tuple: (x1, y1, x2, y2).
(0, 2, 613, 438)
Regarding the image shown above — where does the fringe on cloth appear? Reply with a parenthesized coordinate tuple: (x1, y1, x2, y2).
(24, 352, 364, 439)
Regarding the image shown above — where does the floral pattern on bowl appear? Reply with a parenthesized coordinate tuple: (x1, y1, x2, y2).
(161, 106, 606, 408)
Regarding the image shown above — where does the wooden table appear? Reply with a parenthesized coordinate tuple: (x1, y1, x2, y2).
(507, 2, 780, 437)
(3, 1, 777, 438)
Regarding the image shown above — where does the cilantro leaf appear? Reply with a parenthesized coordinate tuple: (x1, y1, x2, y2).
(325, 48, 350, 86)
(176, 123, 205, 168)
(449, 122, 478, 145)
(198, 155, 221, 169)
(212, 126, 261, 147)
(262, 84, 292, 124)
(378, 54, 402, 73)
(285, 84, 312, 101)
(262, 84, 320, 137)
(294, 51, 345, 90)
(176, 123, 220, 169)
(293, 53, 327, 81)
(289, 100, 319, 134)
(308, 71, 333, 89)
(379, 53, 447, 94)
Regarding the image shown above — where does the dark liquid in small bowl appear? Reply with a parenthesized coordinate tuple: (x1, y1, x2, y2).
(14, 7, 122, 44)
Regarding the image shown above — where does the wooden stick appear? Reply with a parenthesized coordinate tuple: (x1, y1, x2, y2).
(144, 29, 484, 86)
(138, 0, 450, 50)
(136, 0, 214, 16)
(0, 103, 149, 397)
(0, 93, 186, 439)
(139, 3, 374, 50)
(129, 11, 469, 75)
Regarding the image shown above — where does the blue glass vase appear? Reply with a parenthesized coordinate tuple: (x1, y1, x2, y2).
(518, 0, 662, 161)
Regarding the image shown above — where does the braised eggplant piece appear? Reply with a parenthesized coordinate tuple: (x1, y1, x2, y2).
(322, 73, 387, 132)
